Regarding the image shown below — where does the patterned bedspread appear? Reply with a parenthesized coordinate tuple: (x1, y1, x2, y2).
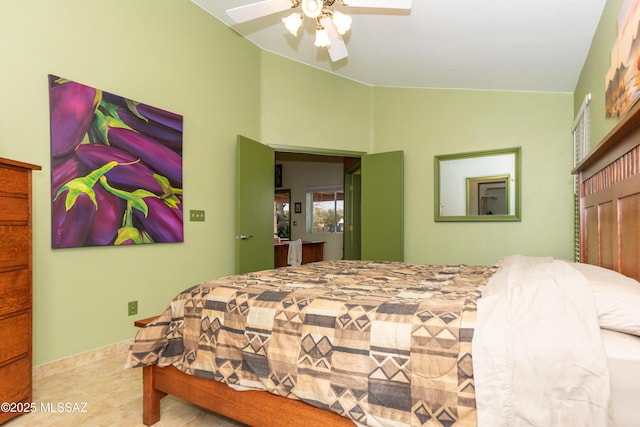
(126, 260, 498, 427)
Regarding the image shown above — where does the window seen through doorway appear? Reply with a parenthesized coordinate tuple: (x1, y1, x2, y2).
(306, 187, 344, 233)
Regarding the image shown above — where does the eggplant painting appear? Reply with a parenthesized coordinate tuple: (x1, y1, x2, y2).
(48, 75, 184, 248)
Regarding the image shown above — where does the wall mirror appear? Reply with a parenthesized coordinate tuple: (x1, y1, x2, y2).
(434, 147, 521, 222)
(275, 189, 291, 239)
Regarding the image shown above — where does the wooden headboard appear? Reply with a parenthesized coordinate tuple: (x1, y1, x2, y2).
(575, 101, 640, 281)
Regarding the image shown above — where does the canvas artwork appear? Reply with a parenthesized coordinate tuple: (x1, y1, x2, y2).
(49, 75, 184, 248)
(606, 0, 640, 118)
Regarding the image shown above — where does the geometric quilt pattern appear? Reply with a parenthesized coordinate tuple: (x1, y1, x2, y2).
(126, 260, 498, 426)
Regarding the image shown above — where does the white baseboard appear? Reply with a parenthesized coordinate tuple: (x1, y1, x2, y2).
(32, 339, 132, 380)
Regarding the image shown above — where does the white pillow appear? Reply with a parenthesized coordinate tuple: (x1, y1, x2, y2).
(570, 262, 640, 336)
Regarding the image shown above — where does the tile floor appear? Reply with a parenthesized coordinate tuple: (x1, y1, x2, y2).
(5, 351, 247, 427)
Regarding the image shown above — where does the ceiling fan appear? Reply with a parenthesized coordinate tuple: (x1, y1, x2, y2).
(226, 0, 412, 62)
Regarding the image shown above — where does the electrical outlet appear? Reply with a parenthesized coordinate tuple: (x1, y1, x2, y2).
(128, 301, 138, 316)
(189, 209, 205, 222)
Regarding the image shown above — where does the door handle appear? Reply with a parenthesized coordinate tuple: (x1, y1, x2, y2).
(236, 234, 253, 240)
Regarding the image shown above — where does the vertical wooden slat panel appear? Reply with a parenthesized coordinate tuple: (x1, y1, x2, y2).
(619, 193, 640, 279)
(597, 201, 614, 270)
(584, 205, 598, 266)
(580, 142, 640, 281)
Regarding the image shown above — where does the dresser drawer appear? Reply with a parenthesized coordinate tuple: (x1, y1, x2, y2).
(0, 167, 28, 196)
(0, 270, 30, 317)
(0, 312, 30, 363)
(0, 226, 29, 269)
(0, 357, 31, 423)
(0, 195, 29, 224)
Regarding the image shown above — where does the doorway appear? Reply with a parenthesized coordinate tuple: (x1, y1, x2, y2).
(274, 151, 360, 262)
(236, 136, 404, 274)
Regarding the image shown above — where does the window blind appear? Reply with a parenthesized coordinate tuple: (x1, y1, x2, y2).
(572, 93, 591, 262)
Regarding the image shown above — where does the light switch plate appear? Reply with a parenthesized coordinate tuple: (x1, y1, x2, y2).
(190, 210, 205, 222)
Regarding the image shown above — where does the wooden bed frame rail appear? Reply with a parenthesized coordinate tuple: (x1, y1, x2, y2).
(135, 316, 354, 426)
(142, 364, 354, 426)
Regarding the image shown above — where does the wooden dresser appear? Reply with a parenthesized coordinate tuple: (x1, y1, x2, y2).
(274, 241, 325, 268)
(0, 158, 40, 424)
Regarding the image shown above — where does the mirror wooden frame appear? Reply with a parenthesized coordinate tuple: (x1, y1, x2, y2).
(434, 147, 521, 222)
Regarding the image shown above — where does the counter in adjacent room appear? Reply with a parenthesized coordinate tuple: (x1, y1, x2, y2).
(274, 241, 325, 268)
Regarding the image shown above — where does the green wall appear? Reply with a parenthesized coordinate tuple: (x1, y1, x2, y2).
(371, 88, 574, 265)
(259, 55, 577, 266)
(1, 0, 611, 365)
(1, 0, 262, 365)
(259, 52, 372, 152)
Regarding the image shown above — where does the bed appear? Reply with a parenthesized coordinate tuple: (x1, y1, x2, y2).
(126, 102, 640, 427)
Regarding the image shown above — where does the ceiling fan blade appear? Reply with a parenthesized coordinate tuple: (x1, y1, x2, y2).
(321, 17, 348, 62)
(342, 0, 411, 9)
(227, 0, 294, 23)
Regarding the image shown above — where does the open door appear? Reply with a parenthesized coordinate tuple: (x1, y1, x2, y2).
(236, 135, 274, 274)
(236, 140, 402, 270)
(344, 165, 362, 260)
(361, 151, 404, 261)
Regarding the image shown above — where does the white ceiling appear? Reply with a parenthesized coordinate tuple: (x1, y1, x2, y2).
(191, 0, 607, 93)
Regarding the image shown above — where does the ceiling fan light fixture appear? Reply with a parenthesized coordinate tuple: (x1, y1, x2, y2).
(282, 12, 303, 35)
(301, 0, 323, 18)
(314, 26, 331, 47)
(332, 10, 351, 35)
(224, 0, 412, 62)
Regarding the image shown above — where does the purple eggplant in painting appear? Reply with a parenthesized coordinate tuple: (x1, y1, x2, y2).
(92, 110, 182, 187)
(49, 75, 101, 157)
(51, 191, 96, 248)
(86, 185, 125, 246)
(132, 197, 183, 243)
(49, 76, 184, 248)
(106, 127, 182, 186)
(51, 155, 89, 196)
(117, 107, 182, 153)
(96, 175, 177, 245)
(53, 159, 133, 248)
(135, 103, 183, 132)
(75, 144, 165, 195)
(101, 91, 126, 108)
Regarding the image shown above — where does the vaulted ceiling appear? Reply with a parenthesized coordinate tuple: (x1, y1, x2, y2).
(192, 0, 607, 93)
